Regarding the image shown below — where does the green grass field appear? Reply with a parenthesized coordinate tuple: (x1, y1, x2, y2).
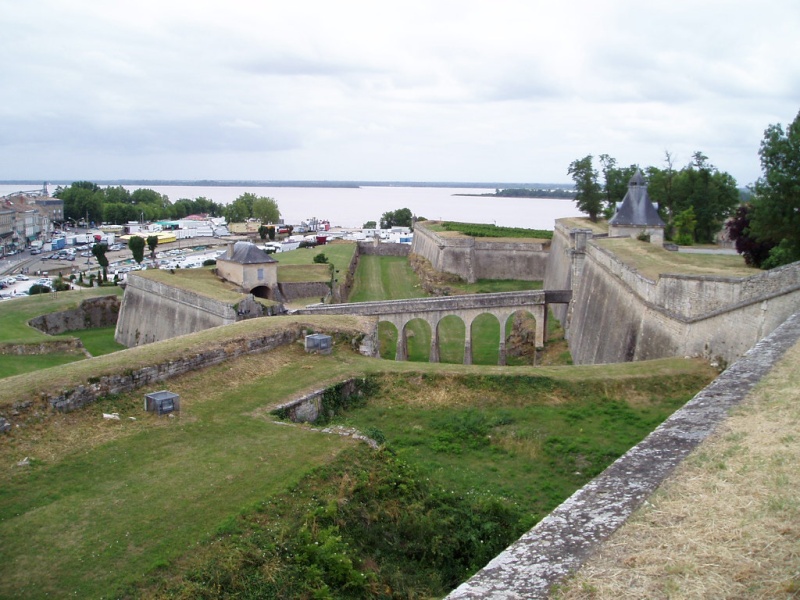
(0, 287, 124, 345)
(72, 326, 126, 356)
(0, 288, 126, 379)
(0, 338, 716, 598)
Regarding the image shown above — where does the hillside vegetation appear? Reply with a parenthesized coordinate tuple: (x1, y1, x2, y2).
(0, 334, 715, 598)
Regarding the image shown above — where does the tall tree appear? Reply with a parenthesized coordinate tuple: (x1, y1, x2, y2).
(646, 151, 677, 234)
(128, 235, 146, 265)
(380, 208, 413, 229)
(91, 243, 109, 282)
(252, 196, 280, 224)
(750, 110, 800, 267)
(671, 152, 739, 243)
(146, 235, 159, 262)
(726, 203, 775, 267)
(567, 155, 603, 222)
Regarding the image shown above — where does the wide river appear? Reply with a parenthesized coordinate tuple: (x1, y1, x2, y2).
(0, 184, 583, 230)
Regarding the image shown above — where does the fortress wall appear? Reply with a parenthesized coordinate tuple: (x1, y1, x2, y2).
(115, 274, 238, 347)
(588, 242, 800, 318)
(411, 222, 548, 283)
(567, 240, 800, 365)
(472, 239, 548, 281)
(543, 223, 583, 326)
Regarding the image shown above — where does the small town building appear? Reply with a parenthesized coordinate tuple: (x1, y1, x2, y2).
(608, 170, 665, 245)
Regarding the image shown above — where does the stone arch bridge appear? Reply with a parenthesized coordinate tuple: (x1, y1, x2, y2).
(296, 290, 572, 365)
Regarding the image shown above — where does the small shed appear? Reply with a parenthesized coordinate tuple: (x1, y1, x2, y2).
(144, 390, 180, 415)
(305, 333, 333, 354)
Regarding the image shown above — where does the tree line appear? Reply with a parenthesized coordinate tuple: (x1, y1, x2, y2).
(567, 151, 740, 246)
(567, 109, 800, 268)
(54, 183, 280, 226)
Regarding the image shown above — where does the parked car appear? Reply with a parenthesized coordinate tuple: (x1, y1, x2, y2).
(15, 274, 29, 281)
(30, 248, 41, 255)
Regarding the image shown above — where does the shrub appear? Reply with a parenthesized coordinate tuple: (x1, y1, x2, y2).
(313, 252, 329, 264)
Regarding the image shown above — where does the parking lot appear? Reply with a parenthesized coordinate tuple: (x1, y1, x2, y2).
(0, 240, 227, 300)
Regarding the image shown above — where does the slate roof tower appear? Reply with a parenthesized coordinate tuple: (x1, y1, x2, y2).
(608, 169, 665, 244)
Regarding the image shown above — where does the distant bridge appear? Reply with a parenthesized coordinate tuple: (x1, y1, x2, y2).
(296, 290, 572, 364)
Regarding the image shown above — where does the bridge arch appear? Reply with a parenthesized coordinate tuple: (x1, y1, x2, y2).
(298, 290, 571, 366)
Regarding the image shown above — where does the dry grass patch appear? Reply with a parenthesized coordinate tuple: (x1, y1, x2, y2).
(277, 264, 331, 283)
(596, 237, 756, 280)
(555, 340, 800, 599)
(558, 218, 609, 234)
(134, 268, 251, 303)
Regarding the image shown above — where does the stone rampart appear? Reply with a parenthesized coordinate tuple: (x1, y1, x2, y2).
(547, 221, 800, 366)
(115, 274, 240, 347)
(411, 222, 548, 283)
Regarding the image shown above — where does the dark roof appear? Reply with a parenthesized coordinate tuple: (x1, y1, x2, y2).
(608, 169, 665, 227)
(221, 241, 277, 265)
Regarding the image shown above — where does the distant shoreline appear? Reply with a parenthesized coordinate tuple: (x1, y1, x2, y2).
(0, 179, 574, 190)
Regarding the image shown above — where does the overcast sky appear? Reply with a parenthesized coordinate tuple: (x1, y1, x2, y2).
(2, 1, 798, 185)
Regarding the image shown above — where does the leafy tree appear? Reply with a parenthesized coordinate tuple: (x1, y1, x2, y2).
(750, 110, 800, 267)
(567, 155, 603, 222)
(224, 196, 252, 223)
(146, 235, 159, 261)
(380, 208, 413, 229)
(669, 152, 739, 243)
(313, 253, 329, 264)
(91, 243, 110, 282)
(363, 220, 377, 229)
(129, 235, 146, 265)
(673, 207, 697, 246)
(103, 185, 132, 204)
(55, 181, 104, 224)
(726, 203, 775, 267)
(267, 225, 276, 241)
(598, 155, 640, 219)
(252, 196, 280, 224)
(258, 225, 269, 241)
(646, 152, 677, 234)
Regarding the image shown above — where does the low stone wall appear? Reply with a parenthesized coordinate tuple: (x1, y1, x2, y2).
(357, 241, 411, 257)
(271, 378, 362, 423)
(278, 282, 331, 302)
(411, 222, 549, 283)
(0, 340, 86, 356)
(28, 295, 121, 335)
(447, 311, 800, 599)
(47, 327, 302, 412)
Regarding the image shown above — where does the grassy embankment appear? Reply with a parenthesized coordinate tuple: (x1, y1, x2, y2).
(0, 326, 716, 598)
(0, 287, 125, 378)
